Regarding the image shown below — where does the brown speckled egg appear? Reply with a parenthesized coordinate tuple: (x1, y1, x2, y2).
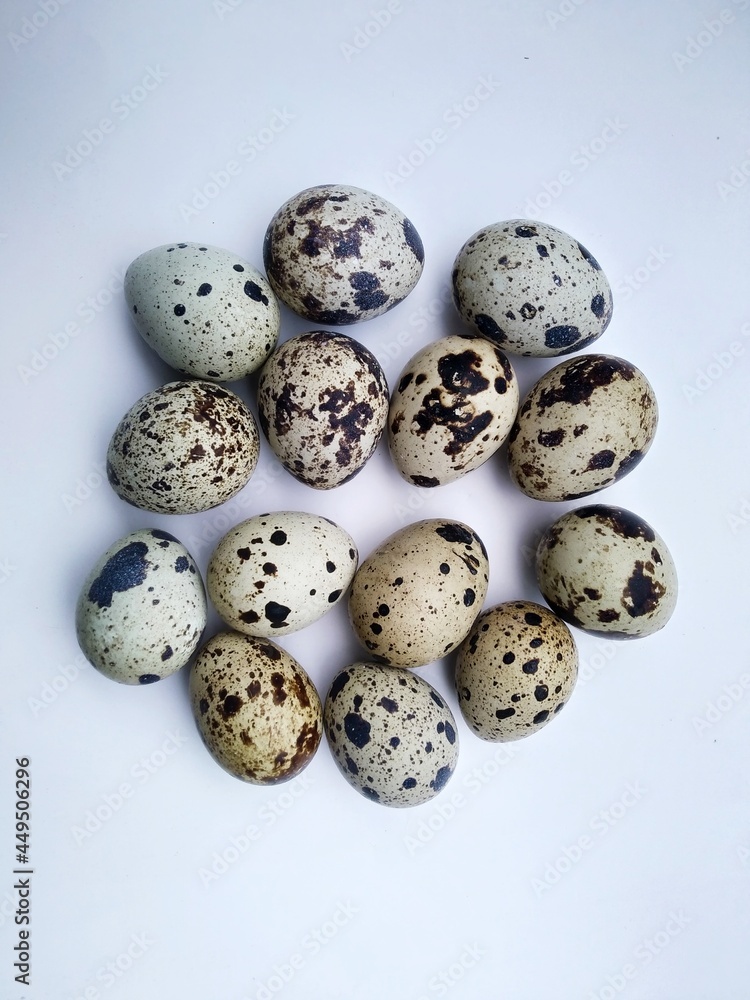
(507, 354, 658, 501)
(263, 184, 424, 324)
(388, 333, 519, 487)
(106, 381, 259, 514)
(125, 242, 279, 382)
(324, 662, 459, 807)
(455, 601, 578, 742)
(256, 331, 389, 489)
(348, 519, 489, 668)
(189, 631, 322, 784)
(452, 220, 612, 357)
(535, 505, 678, 638)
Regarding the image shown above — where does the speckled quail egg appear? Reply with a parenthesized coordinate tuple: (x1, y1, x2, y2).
(106, 381, 259, 514)
(348, 519, 489, 668)
(535, 505, 678, 638)
(263, 184, 424, 324)
(455, 601, 578, 741)
(207, 511, 358, 636)
(452, 220, 613, 356)
(507, 354, 658, 501)
(189, 631, 322, 784)
(125, 242, 280, 382)
(257, 331, 389, 489)
(324, 663, 459, 807)
(76, 529, 206, 684)
(388, 333, 519, 487)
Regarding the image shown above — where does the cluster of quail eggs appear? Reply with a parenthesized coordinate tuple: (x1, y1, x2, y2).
(75, 184, 678, 809)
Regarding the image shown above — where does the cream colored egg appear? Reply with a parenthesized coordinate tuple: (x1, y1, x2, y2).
(535, 504, 678, 638)
(507, 354, 658, 501)
(388, 334, 519, 487)
(348, 519, 489, 668)
(256, 331, 389, 489)
(106, 381, 259, 514)
(207, 511, 358, 637)
(456, 601, 578, 741)
(263, 184, 424, 324)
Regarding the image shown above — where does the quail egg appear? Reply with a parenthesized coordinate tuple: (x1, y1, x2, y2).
(456, 601, 578, 741)
(207, 511, 358, 636)
(535, 504, 678, 638)
(452, 220, 613, 356)
(106, 381, 259, 514)
(76, 529, 206, 684)
(348, 518, 489, 667)
(324, 662, 459, 807)
(263, 184, 424, 323)
(190, 631, 322, 783)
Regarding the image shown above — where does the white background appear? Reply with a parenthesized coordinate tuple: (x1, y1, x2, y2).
(1, 0, 749, 998)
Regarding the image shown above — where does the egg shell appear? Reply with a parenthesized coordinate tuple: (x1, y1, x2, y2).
(452, 219, 613, 357)
(106, 381, 259, 514)
(207, 511, 358, 637)
(263, 183, 424, 324)
(189, 631, 322, 784)
(388, 333, 519, 487)
(324, 662, 459, 807)
(507, 354, 658, 501)
(348, 518, 489, 668)
(535, 504, 678, 638)
(256, 331, 389, 489)
(125, 242, 280, 382)
(75, 529, 206, 684)
(455, 601, 578, 742)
